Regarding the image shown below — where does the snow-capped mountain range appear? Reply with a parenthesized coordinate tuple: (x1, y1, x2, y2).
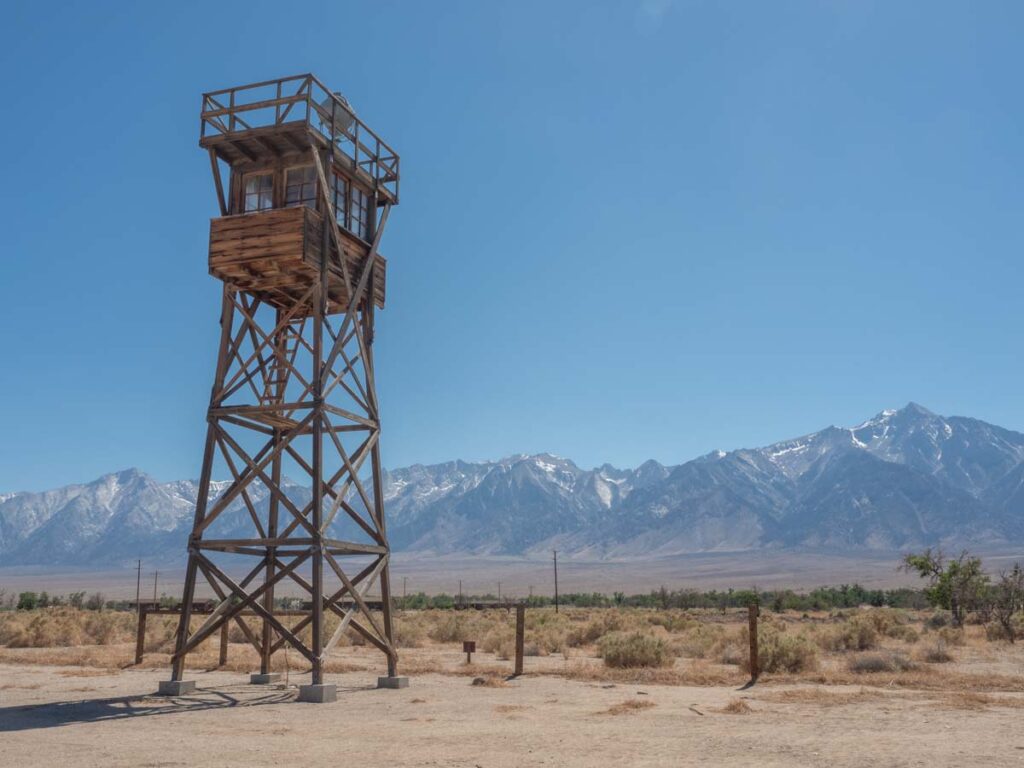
(3, 404, 1024, 566)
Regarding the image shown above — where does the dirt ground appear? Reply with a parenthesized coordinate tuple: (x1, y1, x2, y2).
(3, 662, 1024, 768)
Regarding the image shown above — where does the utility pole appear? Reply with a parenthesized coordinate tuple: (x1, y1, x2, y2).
(553, 550, 560, 613)
(458, 579, 463, 607)
(498, 582, 502, 602)
(529, 585, 534, 599)
(153, 571, 159, 603)
(135, 560, 142, 616)
(402, 576, 407, 605)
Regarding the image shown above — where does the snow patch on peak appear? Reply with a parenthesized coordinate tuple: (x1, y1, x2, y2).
(769, 442, 809, 460)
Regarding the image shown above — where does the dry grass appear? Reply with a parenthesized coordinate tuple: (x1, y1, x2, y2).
(916, 640, 954, 664)
(936, 692, 1024, 711)
(57, 668, 114, 677)
(471, 674, 509, 688)
(3, 605, 1023, 701)
(718, 698, 752, 714)
(554, 658, 741, 687)
(601, 698, 656, 715)
(759, 687, 887, 706)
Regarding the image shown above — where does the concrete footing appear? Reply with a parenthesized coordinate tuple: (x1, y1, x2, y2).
(377, 676, 410, 689)
(249, 673, 282, 685)
(298, 684, 337, 703)
(158, 680, 196, 696)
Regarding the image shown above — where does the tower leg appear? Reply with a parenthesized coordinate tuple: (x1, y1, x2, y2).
(311, 283, 326, 688)
(164, 289, 235, 693)
(169, 556, 199, 683)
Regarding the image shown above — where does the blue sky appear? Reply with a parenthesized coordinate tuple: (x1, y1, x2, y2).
(1, 1, 1022, 491)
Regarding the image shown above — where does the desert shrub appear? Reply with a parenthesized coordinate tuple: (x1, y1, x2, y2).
(984, 614, 1024, 642)
(647, 611, 695, 633)
(888, 624, 920, 643)
(745, 627, 818, 674)
(718, 642, 745, 666)
(526, 611, 569, 654)
(144, 617, 178, 653)
(859, 607, 910, 637)
(227, 622, 249, 643)
(936, 626, 966, 647)
(818, 615, 878, 652)
(392, 617, 426, 648)
(598, 631, 673, 669)
(672, 623, 725, 659)
(481, 626, 514, 658)
(925, 612, 951, 629)
(847, 651, 916, 674)
(427, 612, 471, 643)
(919, 640, 954, 663)
(567, 612, 628, 647)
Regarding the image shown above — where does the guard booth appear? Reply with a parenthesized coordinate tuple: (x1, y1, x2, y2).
(200, 74, 398, 314)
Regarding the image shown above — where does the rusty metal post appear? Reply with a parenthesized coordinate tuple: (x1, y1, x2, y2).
(219, 621, 229, 667)
(514, 603, 525, 676)
(747, 603, 759, 682)
(135, 605, 148, 665)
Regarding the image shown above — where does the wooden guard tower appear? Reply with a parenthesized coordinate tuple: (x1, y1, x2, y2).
(161, 74, 404, 701)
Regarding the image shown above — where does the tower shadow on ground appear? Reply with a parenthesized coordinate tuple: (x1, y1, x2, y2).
(0, 682, 375, 732)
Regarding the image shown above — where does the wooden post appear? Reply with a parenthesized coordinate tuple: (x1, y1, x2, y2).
(219, 621, 229, 667)
(514, 603, 525, 676)
(135, 605, 148, 665)
(552, 550, 559, 613)
(747, 603, 759, 682)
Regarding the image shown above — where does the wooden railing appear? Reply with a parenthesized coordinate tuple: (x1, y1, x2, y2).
(201, 74, 400, 201)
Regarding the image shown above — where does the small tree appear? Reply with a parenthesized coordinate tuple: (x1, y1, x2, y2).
(17, 591, 38, 610)
(901, 549, 989, 627)
(990, 563, 1024, 644)
(37, 591, 50, 608)
(68, 591, 86, 609)
(84, 592, 105, 611)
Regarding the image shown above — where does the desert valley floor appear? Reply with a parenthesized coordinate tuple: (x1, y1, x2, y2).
(3, 605, 1024, 768)
(4, 663, 1024, 768)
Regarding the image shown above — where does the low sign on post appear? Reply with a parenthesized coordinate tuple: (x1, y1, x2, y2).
(463, 640, 476, 664)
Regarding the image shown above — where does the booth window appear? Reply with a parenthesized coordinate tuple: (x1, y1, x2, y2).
(285, 166, 317, 209)
(350, 186, 370, 240)
(331, 171, 348, 229)
(243, 173, 274, 212)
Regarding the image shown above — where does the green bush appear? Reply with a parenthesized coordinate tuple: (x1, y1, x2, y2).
(598, 631, 673, 668)
(16, 592, 37, 611)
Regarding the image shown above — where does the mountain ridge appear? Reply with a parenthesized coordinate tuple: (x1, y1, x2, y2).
(4, 403, 1024, 566)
